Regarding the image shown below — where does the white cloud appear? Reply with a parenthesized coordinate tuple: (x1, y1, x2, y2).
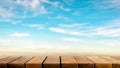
(49, 20, 120, 37)
(55, 15, 71, 21)
(60, 5, 71, 11)
(14, 0, 60, 15)
(48, 14, 71, 21)
(15, 0, 48, 15)
(26, 24, 42, 27)
(92, 0, 120, 9)
(49, 27, 84, 36)
(0, 19, 22, 24)
(31, 0, 40, 9)
(94, 28, 120, 37)
(63, 0, 74, 5)
(40, 0, 59, 6)
(11, 20, 22, 24)
(0, 7, 15, 18)
(63, 38, 83, 42)
(49, 27, 66, 33)
(25, 24, 44, 29)
(39, 5, 48, 14)
(0, 0, 73, 18)
(10, 32, 30, 37)
(0, 0, 70, 24)
(1, 0, 120, 22)
(59, 23, 87, 28)
(107, 19, 120, 27)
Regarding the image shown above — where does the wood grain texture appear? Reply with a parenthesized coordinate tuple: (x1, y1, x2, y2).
(61, 56, 78, 68)
(0, 56, 7, 60)
(26, 56, 46, 68)
(112, 56, 120, 60)
(8, 56, 33, 68)
(0, 56, 120, 68)
(111, 56, 120, 68)
(43, 56, 60, 68)
(0, 56, 20, 68)
(100, 56, 120, 68)
(87, 56, 112, 68)
(74, 56, 94, 68)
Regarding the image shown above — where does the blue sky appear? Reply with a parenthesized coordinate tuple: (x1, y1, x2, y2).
(0, 0, 120, 55)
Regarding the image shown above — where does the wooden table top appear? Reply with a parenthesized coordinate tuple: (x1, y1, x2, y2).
(0, 56, 120, 68)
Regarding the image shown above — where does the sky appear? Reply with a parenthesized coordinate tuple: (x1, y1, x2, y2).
(0, 0, 120, 56)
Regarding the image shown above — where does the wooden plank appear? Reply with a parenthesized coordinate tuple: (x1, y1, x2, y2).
(61, 56, 78, 68)
(112, 56, 120, 60)
(100, 56, 120, 68)
(0, 56, 20, 68)
(43, 56, 60, 68)
(74, 56, 94, 68)
(0, 56, 7, 60)
(87, 56, 112, 68)
(26, 56, 46, 68)
(8, 56, 33, 68)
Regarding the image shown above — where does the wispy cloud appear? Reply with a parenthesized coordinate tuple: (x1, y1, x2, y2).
(60, 5, 71, 11)
(49, 27, 84, 36)
(63, 38, 83, 42)
(91, 0, 120, 9)
(0, 7, 15, 18)
(0, 0, 65, 17)
(49, 27, 67, 33)
(25, 24, 44, 29)
(55, 15, 71, 21)
(0, 19, 22, 24)
(49, 19, 120, 37)
(50, 26, 120, 37)
(48, 14, 71, 22)
(59, 23, 87, 28)
(63, 0, 74, 5)
(0, 0, 71, 24)
(15, 0, 50, 13)
(40, 0, 59, 6)
(10, 32, 30, 37)
(93, 28, 120, 37)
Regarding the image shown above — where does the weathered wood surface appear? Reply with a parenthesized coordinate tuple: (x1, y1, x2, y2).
(0, 56, 7, 60)
(8, 56, 33, 68)
(112, 56, 120, 60)
(61, 56, 78, 68)
(0, 56, 120, 68)
(87, 56, 112, 68)
(43, 56, 60, 68)
(26, 56, 46, 68)
(100, 56, 120, 68)
(74, 56, 94, 68)
(0, 56, 21, 68)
